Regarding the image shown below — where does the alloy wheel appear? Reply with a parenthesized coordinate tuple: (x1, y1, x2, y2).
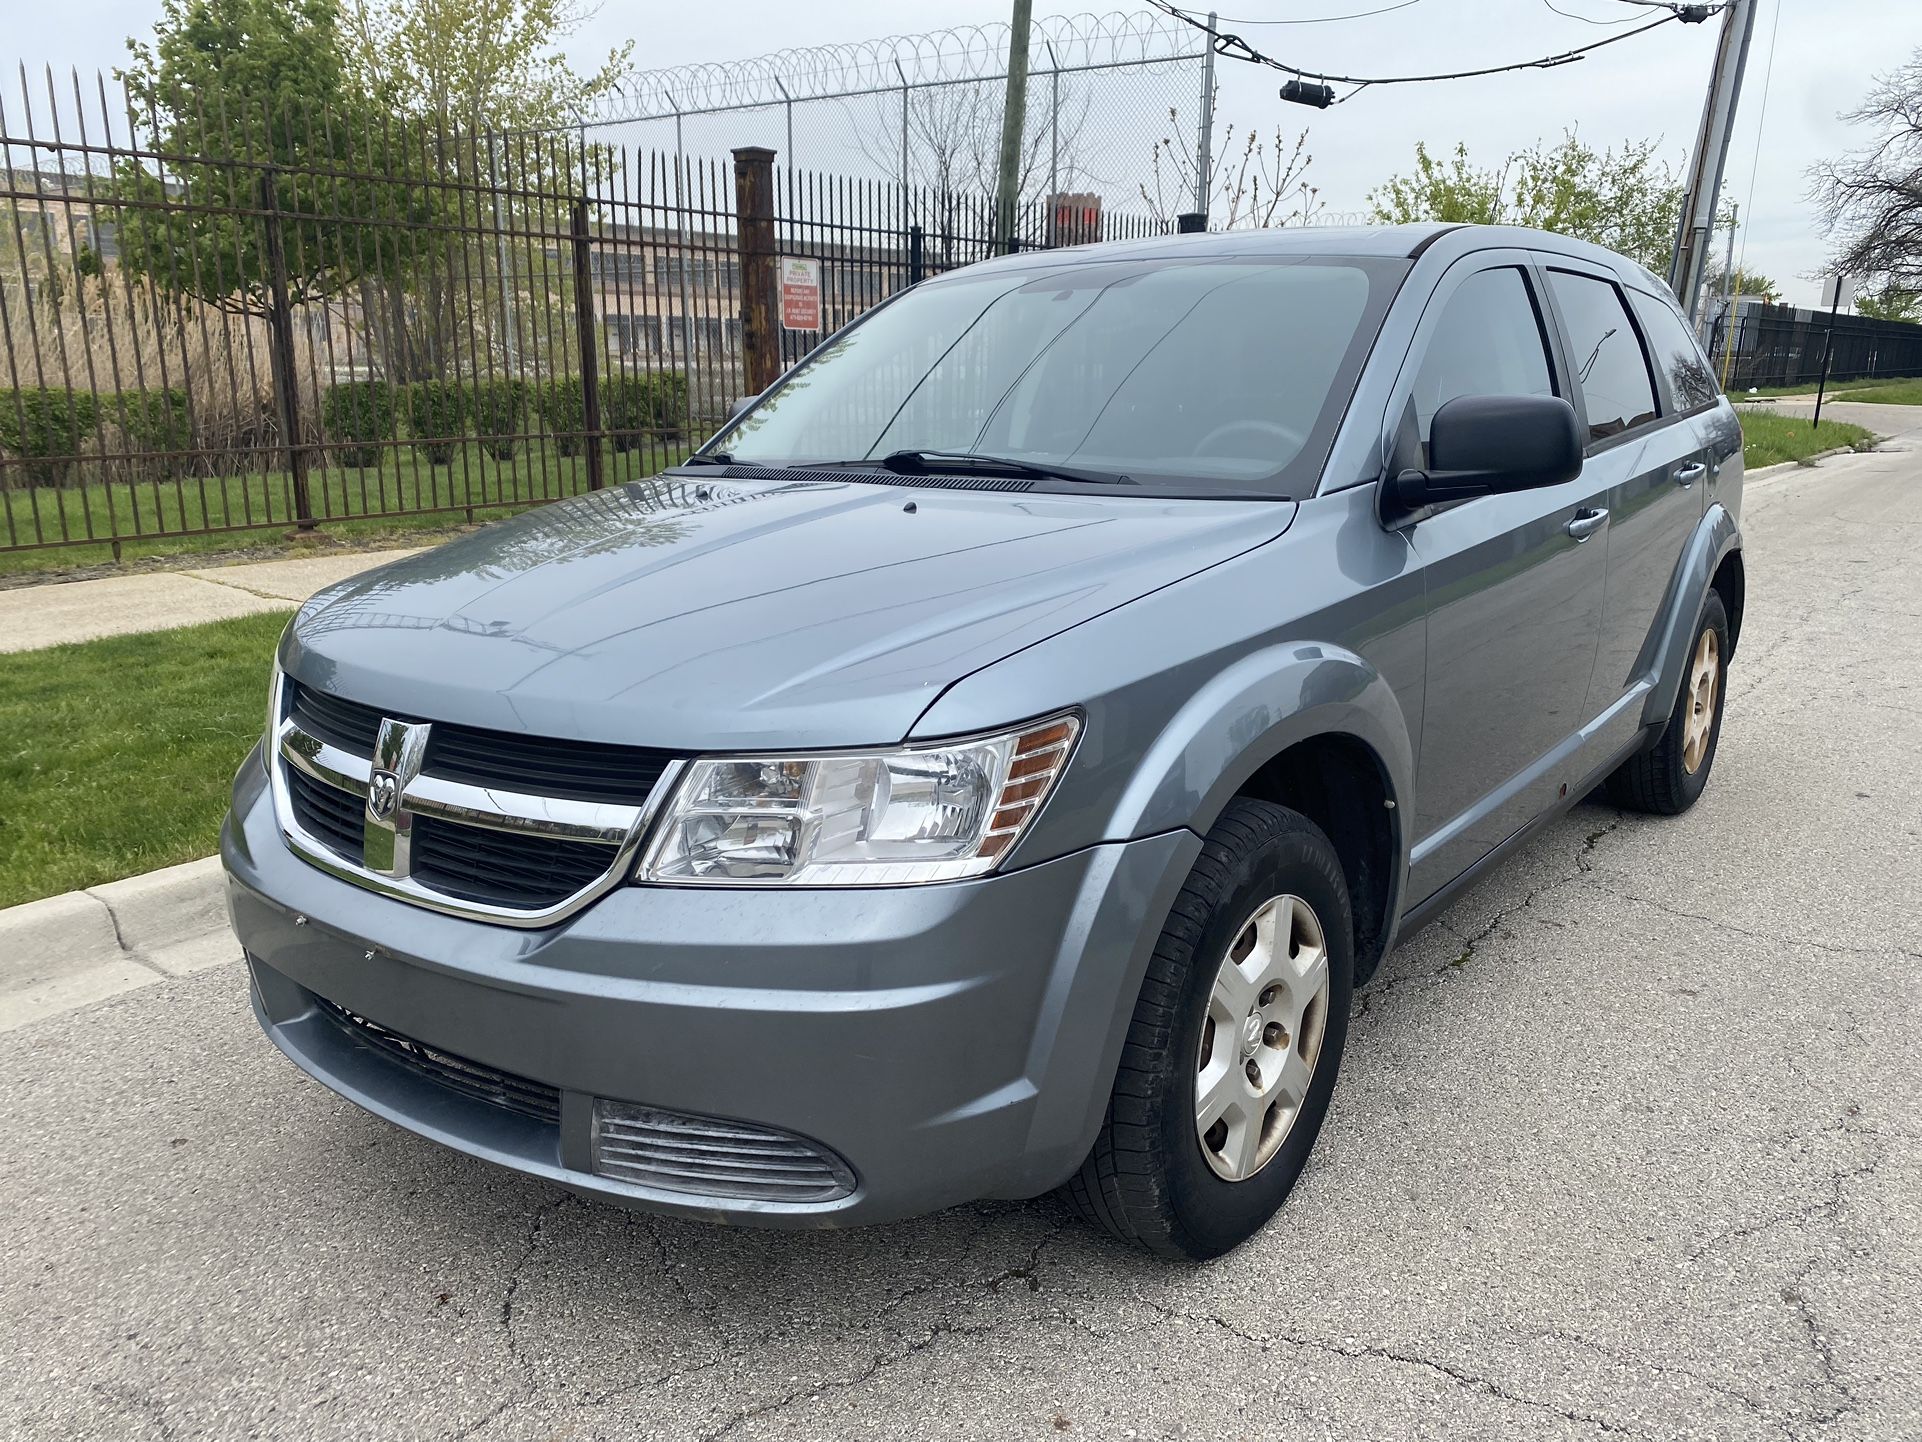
(1195, 894, 1331, 1182)
(1682, 626, 1720, 775)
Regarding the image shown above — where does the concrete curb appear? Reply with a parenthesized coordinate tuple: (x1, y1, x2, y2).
(0, 855, 231, 1033)
(1746, 442, 1880, 485)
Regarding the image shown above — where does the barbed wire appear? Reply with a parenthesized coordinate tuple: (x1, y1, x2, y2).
(595, 11, 1207, 123)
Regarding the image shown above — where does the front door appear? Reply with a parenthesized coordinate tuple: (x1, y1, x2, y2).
(1390, 257, 1612, 904)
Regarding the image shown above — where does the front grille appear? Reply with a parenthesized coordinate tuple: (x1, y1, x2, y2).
(287, 680, 674, 805)
(411, 815, 615, 910)
(288, 767, 366, 864)
(316, 996, 561, 1125)
(289, 683, 389, 753)
(591, 1099, 856, 1203)
(278, 678, 684, 919)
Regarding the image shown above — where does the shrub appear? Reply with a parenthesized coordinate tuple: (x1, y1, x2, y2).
(535, 378, 588, 458)
(406, 380, 470, 466)
(471, 378, 530, 461)
(601, 370, 689, 453)
(0, 388, 100, 487)
(100, 388, 193, 481)
(321, 381, 398, 469)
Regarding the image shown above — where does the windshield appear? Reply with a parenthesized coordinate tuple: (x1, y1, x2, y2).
(710, 255, 1405, 495)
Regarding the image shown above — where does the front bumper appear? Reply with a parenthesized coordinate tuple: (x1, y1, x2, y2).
(224, 751, 1198, 1227)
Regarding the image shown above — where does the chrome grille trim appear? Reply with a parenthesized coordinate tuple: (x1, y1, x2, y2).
(268, 669, 684, 927)
(591, 1100, 857, 1203)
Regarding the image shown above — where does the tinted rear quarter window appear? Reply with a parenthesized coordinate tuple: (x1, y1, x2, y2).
(1547, 269, 1659, 443)
(1629, 290, 1720, 412)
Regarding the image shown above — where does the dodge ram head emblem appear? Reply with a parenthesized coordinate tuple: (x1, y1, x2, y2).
(367, 770, 401, 822)
(362, 718, 431, 878)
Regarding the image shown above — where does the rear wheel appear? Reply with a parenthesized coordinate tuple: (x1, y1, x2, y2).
(1605, 590, 1729, 815)
(1065, 799, 1353, 1259)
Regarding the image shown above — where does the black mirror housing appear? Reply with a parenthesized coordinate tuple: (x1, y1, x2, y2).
(1386, 394, 1584, 519)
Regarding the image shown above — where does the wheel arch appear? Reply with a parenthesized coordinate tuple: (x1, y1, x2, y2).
(1099, 641, 1415, 985)
(1640, 504, 1743, 729)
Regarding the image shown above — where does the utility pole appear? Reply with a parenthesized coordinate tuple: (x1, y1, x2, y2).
(1192, 12, 1217, 220)
(1670, 0, 1758, 323)
(994, 0, 1035, 255)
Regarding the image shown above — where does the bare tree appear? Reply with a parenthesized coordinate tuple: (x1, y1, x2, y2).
(1139, 99, 1323, 231)
(852, 75, 1096, 200)
(1811, 50, 1922, 291)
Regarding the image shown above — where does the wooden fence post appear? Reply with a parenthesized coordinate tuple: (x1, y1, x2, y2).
(259, 169, 316, 531)
(732, 146, 780, 396)
(570, 198, 605, 491)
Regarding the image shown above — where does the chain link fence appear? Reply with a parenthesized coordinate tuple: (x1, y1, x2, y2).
(587, 11, 1213, 224)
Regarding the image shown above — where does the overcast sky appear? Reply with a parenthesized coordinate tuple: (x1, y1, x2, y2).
(7, 0, 1918, 307)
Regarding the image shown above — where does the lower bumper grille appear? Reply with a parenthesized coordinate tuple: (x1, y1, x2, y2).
(592, 1099, 856, 1203)
(316, 996, 561, 1126)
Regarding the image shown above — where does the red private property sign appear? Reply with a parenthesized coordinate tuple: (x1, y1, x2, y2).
(780, 257, 822, 331)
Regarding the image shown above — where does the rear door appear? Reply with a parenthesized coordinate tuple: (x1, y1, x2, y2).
(1393, 255, 1612, 904)
(1536, 264, 1710, 758)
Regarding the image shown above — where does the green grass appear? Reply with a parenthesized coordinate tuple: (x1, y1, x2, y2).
(1738, 410, 1876, 469)
(0, 612, 290, 907)
(1732, 374, 1922, 400)
(1, 438, 689, 577)
(1834, 377, 1922, 405)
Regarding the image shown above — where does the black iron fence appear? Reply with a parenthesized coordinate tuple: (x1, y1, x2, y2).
(0, 74, 1164, 561)
(1707, 301, 1922, 392)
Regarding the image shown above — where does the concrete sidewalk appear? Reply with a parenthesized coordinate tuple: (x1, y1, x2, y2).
(0, 546, 421, 654)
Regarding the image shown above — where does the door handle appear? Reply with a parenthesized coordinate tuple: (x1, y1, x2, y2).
(1565, 507, 1609, 541)
(1673, 462, 1706, 487)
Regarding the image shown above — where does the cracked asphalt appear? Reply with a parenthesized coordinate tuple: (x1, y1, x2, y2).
(4, 404, 1919, 1441)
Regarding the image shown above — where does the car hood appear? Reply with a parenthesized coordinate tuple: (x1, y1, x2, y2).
(284, 474, 1296, 750)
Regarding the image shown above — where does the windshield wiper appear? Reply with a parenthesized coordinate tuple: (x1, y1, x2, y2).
(679, 451, 735, 466)
(876, 450, 1134, 486)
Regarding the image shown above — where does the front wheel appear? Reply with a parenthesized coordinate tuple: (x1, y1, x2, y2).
(1064, 799, 1353, 1259)
(1605, 590, 1730, 815)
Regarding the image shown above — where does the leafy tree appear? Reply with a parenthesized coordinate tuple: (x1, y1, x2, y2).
(1369, 132, 1683, 274)
(343, 0, 631, 139)
(1702, 264, 1780, 303)
(112, 0, 429, 318)
(1366, 142, 1504, 226)
(339, 0, 635, 381)
(1854, 282, 1922, 323)
(1811, 49, 1922, 294)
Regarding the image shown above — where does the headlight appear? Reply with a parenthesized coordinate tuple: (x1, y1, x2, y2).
(637, 713, 1079, 886)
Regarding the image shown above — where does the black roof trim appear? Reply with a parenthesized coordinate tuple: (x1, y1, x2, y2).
(1405, 224, 1466, 260)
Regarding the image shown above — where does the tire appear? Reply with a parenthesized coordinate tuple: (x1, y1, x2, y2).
(1604, 590, 1730, 815)
(1064, 798, 1354, 1259)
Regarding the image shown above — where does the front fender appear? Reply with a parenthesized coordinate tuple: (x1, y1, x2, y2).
(1640, 504, 1742, 730)
(1105, 641, 1415, 845)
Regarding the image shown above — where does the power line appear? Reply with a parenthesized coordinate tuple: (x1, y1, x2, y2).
(1205, 1, 1422, 24)
(1541, 0, 1646, 26)
(1150, 0, 1687, 103)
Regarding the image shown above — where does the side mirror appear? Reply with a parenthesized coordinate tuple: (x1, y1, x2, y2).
(728, 393, 761, 423)
(1384, 393, 1583, 520)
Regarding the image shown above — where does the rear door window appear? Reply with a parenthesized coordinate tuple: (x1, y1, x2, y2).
(1629, 290, 1721, 413)
(1547, 270, 1660, 443)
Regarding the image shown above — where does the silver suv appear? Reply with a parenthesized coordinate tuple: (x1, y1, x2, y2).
(225, 224, 1744, 1257)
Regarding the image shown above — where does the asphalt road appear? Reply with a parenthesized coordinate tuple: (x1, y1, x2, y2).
(4, 403, 1918, 1442)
